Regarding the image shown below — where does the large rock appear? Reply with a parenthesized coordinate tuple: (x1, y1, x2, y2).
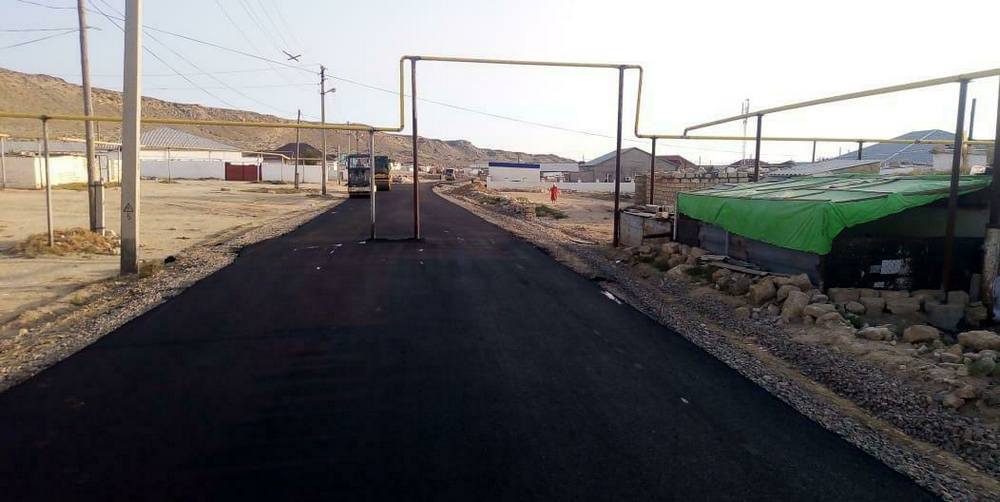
(810, 293, 829, 304)
(734, 306, 751, 319)
(667, 255, 686, 268)
(781, 290, 810, 322)
(788, 273, 813, 291)
(858, 288, 880, 298)
(902, 325, 940, 343)
(924, 301, 965, 331)
(880, 290, 911, 301)
(748, 280, 776, 306)
(886, 297, 921, 315)
(967, 355, 996, 377)
(845, 301, 866, 315)
(957, 330, 1000, 351)
(964, 303, 988, 327)
(803, 303, 837, 318)
(727, 274, 752, 296)
(859, 296, 886, 313)
(776, 284, 800, 302)
(828, 288, 860, 303)
(688, 247, 707, 260)
(946, 290, 970, 306)
(666, 264, 695, 279)
(858, 326, 893, 341)
(817, 311, 850, 329)
(912, 289, 945, 306)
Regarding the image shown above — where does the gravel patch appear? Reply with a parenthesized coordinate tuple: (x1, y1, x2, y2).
(0, 198, 341, 393)
(438, 185, 1000, 501)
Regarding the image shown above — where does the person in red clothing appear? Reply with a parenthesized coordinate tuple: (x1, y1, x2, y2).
(549, 184, 560, 202)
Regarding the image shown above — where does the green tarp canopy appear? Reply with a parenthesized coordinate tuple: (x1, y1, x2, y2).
(676, 174, 991, 255)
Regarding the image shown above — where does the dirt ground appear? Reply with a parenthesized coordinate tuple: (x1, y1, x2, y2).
(499, 188, 625, 244)
(0, 180, 345, 324)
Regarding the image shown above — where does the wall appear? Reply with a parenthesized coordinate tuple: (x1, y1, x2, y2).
(485, 179, 634, 193)
(261, 161, 334, 183)
(1, 156, 110, 189)
(634, 172, 751, 207)
(932, 151, 989, 171)
(588, 149, 675, 182)
(139, 149, 244, 162)
(140, 159, 225, 179)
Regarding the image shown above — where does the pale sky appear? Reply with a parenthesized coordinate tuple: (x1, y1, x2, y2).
(2, 0, 999, 163)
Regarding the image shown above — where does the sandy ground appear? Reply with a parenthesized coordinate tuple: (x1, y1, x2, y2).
(499, 189, 623, 243)
(0, 180, 345, 324)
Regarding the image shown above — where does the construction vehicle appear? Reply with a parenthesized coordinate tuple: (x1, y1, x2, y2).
(373, 156, 392, 191)
(443, 167, 456, 181)
(346, 154, 373, 197)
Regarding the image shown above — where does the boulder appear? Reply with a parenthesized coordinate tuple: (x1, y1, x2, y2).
(780, 290, 810, 322)
(967, 355, 996, 377)
(858, 297, 886, 313)
(766, 304, 781, 317)
(677, 244, 690, 256)
(748, 280, 776, 306)
(886, 298, 921, 315)
(941, 393, 965, 409)
(858, 326, 893, 341)
(667, 255, 686, 268)
(954, 385, 979, 400)
(924, 301, 965, 331)
(658, 243, 675, 256)
(858, 288, 880, 298)
(788, 273, 813, 291)
(711, 268, 731, 282)
(946, 290, 970, 306)
(939, 352, 962, 364)
(810, 294, 829, 304)
(664, 242, 681, 254)
(912, 289, 945, 306)
(803, 303, 837, 318)
(964, 303, 988, 327)
(880, 290, 911, 301)
(688, 247, 707, 259)
(734, 306, 751, 319)
(828, 287, 860, 303)
(957, 330, 1000, 351)
(845, 301, 866, 315)
(666, 264, 695, 279)
(817, 311, 850, 329)
(684, 255, 698, 265)
(776, 284, 800, 302)
(727, 274, 752, 296)
(902, 325, 940, 344)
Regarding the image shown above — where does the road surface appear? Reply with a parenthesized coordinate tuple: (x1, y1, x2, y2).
(0, 183, 933, 500)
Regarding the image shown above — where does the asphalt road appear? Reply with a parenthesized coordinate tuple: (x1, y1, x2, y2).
(0, 183, 934, 501)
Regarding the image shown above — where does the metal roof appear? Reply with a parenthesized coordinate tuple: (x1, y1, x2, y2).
(140, 127, 241, 151)
(769, 158, 881, 177)
(2, 140, 115, 155)
(539, 163, 580, 173)
(835, 129, 952, 165)
(583, 147, 647, 167)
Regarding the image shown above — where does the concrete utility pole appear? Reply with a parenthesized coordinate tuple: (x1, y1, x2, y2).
(77, 0, 104, 234)
(294, 109, 301, 189)
(369, 130, 376, 239)
(319, 66, 331, 195)
(42, 119, 54, 247)
(120, 0, 142, 275)
(982, 79, 1000, 311)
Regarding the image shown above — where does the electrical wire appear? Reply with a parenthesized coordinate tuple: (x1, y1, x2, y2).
(0, 29, 77, 50)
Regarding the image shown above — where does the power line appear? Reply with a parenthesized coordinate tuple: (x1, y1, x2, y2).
(0, 26, 98, 32)
(212, 0, 302, 86)
(250, 0, 291, 50)
(0, 29, 77, 50)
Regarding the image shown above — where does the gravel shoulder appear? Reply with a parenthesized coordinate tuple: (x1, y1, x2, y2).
(436, 183, 1000, 501)
(0, 194, 342, 393)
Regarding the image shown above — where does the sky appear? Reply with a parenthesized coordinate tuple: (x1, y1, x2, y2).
(2, 0, 999, 164)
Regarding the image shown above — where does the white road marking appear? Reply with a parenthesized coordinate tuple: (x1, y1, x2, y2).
(601, 290, 622, 305)
(680, 397, 689, 404)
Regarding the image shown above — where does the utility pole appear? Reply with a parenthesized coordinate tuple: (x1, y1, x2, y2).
(1, 134, 7, 190)
(983, 78, 1000, 312)
(120, 0, 142, 275)
(294, 110, 301, 189)
(42, 119, 54, 247)
(78, 0, 104, 234)
(319, 66, 330, 196)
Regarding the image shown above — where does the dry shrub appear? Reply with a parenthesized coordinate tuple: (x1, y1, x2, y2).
(8, 228, 121, 258)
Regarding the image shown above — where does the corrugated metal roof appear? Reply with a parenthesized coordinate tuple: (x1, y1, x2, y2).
(835, 129, 952, 165)
(2, 140, 115, 155)
(140, 127, 240, 151)
(770, 158, 881, 177)
(583, 147, 647, 167)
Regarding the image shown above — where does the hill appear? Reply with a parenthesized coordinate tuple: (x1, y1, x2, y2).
(0, 67, 571, 167)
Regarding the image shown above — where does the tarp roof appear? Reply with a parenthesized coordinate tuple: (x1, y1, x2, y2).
(677, 174, 991, 255)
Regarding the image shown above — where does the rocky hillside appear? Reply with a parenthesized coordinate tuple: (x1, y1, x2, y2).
(0, 68, 570, 167)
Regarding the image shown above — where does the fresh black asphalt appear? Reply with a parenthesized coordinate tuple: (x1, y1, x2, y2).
(0, 183, 934, 500)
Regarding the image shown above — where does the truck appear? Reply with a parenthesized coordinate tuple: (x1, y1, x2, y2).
(346, 154, 373, 197)
(443, 168, 456, 181)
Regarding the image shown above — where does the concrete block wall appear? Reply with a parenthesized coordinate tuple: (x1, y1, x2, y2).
(634, 172, 751, 208)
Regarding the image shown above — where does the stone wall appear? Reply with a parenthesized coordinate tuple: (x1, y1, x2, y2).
(634, 171, 752, 208)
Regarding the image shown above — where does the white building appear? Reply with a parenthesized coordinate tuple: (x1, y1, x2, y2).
(139, 127, 252, 180)
(486, 161, 540, 188)
(1, 139, 121, 189)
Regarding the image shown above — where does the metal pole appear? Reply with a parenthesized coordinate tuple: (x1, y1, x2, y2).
(857, 141, 863, 161)
(753, 114, 762, 181)
(42, 119, 54, 247)
(649, 137, 656, 204)
(942, 80, 969, 291)
(320, 66, 328, 196)
(294, 110, 301, 189)
(369, 130, 376, 240)
(411, 58, 420, 239)
(78, 0, 103, 234)
(969, 98, 977, 140)
(120, 0, 142, 275)
(983, 78, 1000, 311)
(612, 66, 625, 247)
(1, 136, 6, 190)
(811, 140, 817, 163)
